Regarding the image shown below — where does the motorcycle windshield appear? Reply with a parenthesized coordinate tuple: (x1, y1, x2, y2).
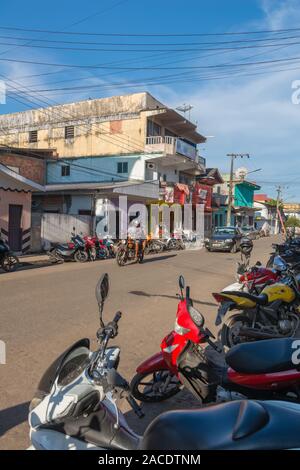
(35, 338, 90, 397)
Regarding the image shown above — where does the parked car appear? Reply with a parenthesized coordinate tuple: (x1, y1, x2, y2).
(204, 227, 242, 253)
(240, 225, 260, 240)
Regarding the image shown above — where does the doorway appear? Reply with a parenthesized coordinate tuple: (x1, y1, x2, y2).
(8, 204, 23, 251)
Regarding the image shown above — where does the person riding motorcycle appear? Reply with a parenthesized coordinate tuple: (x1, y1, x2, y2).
(127, 218, 146, 262)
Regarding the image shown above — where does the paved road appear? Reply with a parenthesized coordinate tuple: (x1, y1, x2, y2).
(0, 236, 279, 449)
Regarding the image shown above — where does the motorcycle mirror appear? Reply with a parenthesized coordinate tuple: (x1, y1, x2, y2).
(95, 273, 109, 327)
(179, 275, 185, 299)
(179, 275, 185, 290)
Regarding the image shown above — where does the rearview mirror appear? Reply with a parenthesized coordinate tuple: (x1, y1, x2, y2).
(96, 273, 109, 306)
(179, 275, 185, 290)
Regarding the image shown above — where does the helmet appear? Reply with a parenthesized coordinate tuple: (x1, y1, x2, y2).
(240, 237, 253, 256)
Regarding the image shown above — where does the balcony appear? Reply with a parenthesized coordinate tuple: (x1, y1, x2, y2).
(145, 136, 198, 161)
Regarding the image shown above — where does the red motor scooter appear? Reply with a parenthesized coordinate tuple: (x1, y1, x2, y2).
(131, 275, 300, 405)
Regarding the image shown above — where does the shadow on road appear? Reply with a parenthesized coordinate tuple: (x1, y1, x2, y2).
(129, 290, 217, 307)
(142, 254, 177, 264)
(0, 261, 53, 275)
(0, 402, 30, 437)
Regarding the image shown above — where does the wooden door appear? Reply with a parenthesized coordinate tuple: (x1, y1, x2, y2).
(8, 205, 23, 251)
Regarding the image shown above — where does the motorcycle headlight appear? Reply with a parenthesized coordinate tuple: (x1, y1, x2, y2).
(188, 305, 204, 327)
(174, 318, 190, 335)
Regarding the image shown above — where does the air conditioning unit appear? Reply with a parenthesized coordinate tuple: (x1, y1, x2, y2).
(146, 162, 156, 170)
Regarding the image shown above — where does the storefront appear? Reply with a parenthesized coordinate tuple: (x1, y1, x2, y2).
(0, 164, 44, 253)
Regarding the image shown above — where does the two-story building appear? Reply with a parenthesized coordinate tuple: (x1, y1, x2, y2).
(0, 92, 206, 241)
(214, 173, 261, 227)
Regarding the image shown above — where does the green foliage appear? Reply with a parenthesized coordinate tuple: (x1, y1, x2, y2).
(285, 216, 300, 228)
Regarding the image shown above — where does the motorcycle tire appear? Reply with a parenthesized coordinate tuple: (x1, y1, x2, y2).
(97, 247, 109, 259)
(138, 251, 144, 263)
(1, 254, 19, 272)
(130, 370, 181, 403)
(220, 313, 252, 348)
(116, 247, 127, 266)
(74, 250, 88, 263)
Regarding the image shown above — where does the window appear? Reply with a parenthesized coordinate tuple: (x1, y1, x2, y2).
(147, 120, 161, 137)
(29, 130, 38, 143)
(61, 165, 70, 177)
(117, 162, 128, 174)
(65, 125, 74, 139)
(78, 210, 92, 216)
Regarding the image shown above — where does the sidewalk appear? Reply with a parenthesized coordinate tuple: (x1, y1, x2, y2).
(19, 253, 49, 264)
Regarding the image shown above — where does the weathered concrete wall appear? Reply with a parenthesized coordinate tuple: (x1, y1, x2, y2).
(0, 92, 163, 158)
(41, 213, 92, 250)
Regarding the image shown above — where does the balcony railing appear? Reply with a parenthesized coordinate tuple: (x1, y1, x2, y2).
(145, 136, 198, 162)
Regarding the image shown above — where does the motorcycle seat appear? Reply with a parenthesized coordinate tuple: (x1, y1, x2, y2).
(224, 290, 269, 306)
(141, 399, 300, 450)
(226, 338, 297, 374)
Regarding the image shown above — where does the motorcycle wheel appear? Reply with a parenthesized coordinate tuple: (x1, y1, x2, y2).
(1, 254, 19, 272)
(97, 247, 109, 259)
(130, 370, 181, 402)
(221, 313, 252, 348)
(116, 247, 127, 266)
(138, 251, 144, 263)
(74, 251, 88, 263)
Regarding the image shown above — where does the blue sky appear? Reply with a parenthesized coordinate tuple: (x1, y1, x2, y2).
(0, 0, 300, 200)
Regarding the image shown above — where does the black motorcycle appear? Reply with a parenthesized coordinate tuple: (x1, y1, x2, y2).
(0, 239, 19, 272)
(47, 233, 88, 264)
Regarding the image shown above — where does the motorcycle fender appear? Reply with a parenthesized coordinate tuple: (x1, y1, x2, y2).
(215, 301, 236, 326)
(136, 352, 168, 374)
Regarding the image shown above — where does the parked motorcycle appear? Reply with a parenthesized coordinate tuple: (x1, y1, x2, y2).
(131, 275, 300, 407)
(0, 238, 19, 272)
(144, 238, 164, 255)
(116, 239, 144, 266)
(29, 273, 300, 450)
(47, 233, 88, 264)
(213, 256, 300, 348)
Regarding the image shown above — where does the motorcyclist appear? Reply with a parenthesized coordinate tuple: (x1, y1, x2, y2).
(127, 218, 146, 262)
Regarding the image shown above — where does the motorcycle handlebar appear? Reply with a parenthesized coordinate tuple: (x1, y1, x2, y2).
(113, 311, 122, 324)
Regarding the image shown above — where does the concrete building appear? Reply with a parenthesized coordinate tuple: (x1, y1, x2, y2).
(214, 173, 261, 227)
(0, 92, 207, 244)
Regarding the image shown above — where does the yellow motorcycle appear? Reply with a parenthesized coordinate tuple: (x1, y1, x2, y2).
(213, 272, 300, 348)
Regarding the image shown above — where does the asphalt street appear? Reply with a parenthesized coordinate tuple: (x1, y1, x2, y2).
(0, 236, 279, 449)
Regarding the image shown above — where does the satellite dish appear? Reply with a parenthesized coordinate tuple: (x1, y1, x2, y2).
(235, 167, 248, 180)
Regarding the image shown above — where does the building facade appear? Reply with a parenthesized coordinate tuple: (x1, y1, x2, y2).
(0, 147, 51, 252)
(0, 92, 208, 244)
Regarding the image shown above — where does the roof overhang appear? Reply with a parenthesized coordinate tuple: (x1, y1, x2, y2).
(144, 108, 206, 144)
(43, 179, 159, 200)
(0, 163, 45, 192)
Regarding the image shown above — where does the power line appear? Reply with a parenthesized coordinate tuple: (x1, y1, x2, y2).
(2, 54, 300, 70)
(1, 25, 300, 37)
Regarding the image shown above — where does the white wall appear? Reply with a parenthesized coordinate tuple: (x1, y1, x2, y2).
(41, 213, 91, 250)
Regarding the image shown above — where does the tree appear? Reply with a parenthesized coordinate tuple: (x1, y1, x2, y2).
(285, 216, 300, 228)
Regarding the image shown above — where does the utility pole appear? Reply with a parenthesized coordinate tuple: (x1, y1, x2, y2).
(226, 153, 250, 226)
(274, 186, 282, 235)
